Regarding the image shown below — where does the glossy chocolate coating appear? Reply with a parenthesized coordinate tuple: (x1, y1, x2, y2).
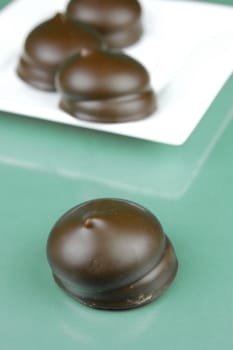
(56, 49, 156, 123)
(66, 0, 143, 48)
(47, 199, 178, 310)
(16, 13, 104, 91)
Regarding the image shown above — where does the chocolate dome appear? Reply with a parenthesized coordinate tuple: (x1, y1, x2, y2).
(66, 0, 143, 48)
(56, 49, 156, 123)
(16, 13, 105, 90)
(47, 198, 178, 310)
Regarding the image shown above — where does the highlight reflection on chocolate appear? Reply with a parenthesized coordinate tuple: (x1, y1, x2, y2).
(47, 198, 178, 310)
(16, 13, 105, 91)
(66, 0, 143, 49)
(56, 49, 156, 123)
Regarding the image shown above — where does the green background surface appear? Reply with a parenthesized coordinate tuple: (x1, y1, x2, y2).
(0, 0, 233, 349)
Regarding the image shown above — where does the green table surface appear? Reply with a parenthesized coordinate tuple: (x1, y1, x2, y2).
(0, 1, 233, 349)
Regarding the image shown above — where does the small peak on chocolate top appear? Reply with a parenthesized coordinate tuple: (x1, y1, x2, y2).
(84, 217, 94, 228)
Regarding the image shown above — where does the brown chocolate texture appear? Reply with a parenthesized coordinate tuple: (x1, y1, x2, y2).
(66, 0, 143, 48)
(56, 49, 156, 123)
(47, 198, 178, 310)
(17, 13, 105, 91)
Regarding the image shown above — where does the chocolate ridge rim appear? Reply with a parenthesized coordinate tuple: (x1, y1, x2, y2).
(51, 236, 178, 310)
(16, 56, 56, 91)
(98, 20, 143, 49)
(59, 89, 156, 123)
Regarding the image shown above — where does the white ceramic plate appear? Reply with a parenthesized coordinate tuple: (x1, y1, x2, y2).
(0, 0, 233, 145)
